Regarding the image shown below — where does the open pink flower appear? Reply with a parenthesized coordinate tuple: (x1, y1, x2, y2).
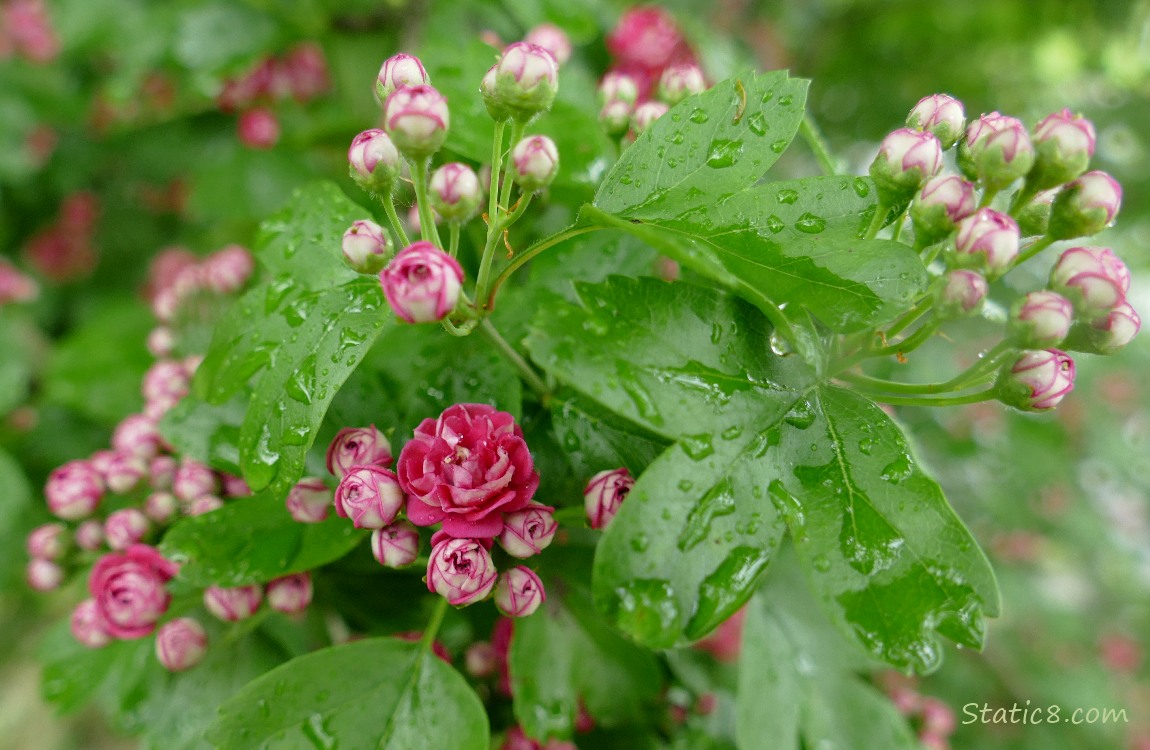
(399, 403, 539, 538)
(89, 544, 177, 639)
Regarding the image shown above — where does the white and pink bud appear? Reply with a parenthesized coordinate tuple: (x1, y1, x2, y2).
(155, 617, 208, 671)
(142, 360, 191, 413)
(149, 455, 177, 490)
(348, 129, 401, 193)
(906, 94, 966, 150)
(342, 220, 392, 274)
(510, 135, 559, 192)
(220, 473, 252, 498)
(953, 208, 1020, 275)
(45, 459, 104, 520)
(599, 98, 634, 138)
(494, 566, 545, 618)
(186, 495, 225, 516)
(464, 641, 498, 678)
(237, 108, 280, 150)
(265, 573, 313, 615)
(492, 42, 559, 121)
(524, 23, 572, 66)
(1049, 246, 1131, 314)
(632, 100, 669, 134)
(429, 162, 482, 223)
(27, 558, 64, 591)
(934, 270, 988, 319)
(146, 327, 175, 358)
(75, 519, 105, 551)
(961, 112, 1035, 188)
(334, 465, 404, 529)
(104, 508, 150, 550)
(379, 241, 464, 324)
(173, 459, 218, 503)
(0, 258, 39, 305)
(869, 128, 944, 203)
(910, 174, 977, 244)
(282, 43, 330, 102)
(584, 467, 634, 530)
(1048, 171, 1122, 240)
(1009, 291, 1074, 347)
(145, 491, 180, 524)
(427, 537, 498, 606)
(326, 425, 392, 479)
(383, 84, 450, 160)
(997, 349, 1076, 411)
(598, 71, 639, 106)
(112, 414, 163, 459)
(71, 599, 112, 648)
(202, 245, 255, 294)
(27, 523, 68, 560)
(375, 53, 430, 102)
(285, 477, 332, 524)
(371, 520, 421, 567)
(658, 62, 706, 105)
(1029, 108, 1096, 190)
(1071, 301, 1141, 355)
(203, 584, 263, 622)
(104, 452, 148, 494)
(497, 503, 557, 558)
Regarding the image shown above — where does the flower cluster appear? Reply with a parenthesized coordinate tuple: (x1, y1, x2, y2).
(22, 191, 99, 282)
(865, 94, 1138, 412)
(880, 672, 958, 750)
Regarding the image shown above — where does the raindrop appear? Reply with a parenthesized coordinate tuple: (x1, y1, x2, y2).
(677, 478, 736, 551)
(706, 139, 743, 169)
(689, 108, 710, 124)
(776, 189, 799, 205)
(679, 433, 714, 461)
(630, 533, 650, 552)
(852, 178, 871, 198)
(794, 212, 826, 234)
(770, 139, 789, 154)
(747, 111, 769, 136)
(765, 215, 785, 234)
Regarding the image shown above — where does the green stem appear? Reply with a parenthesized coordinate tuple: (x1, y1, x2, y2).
(552, 506, 587, 525)
(800, 115, 837, 176)
(486, 120, 507, 229)
(447, 223, 460, 258)
(1012, 236, 1054, 267)
(1008, 183, 1038, 216)
(421, 597, 450, 652)
(852, 388, 997, 407)
(864, 203, 890, 240)
(890, 214, 905, 242)
(978, 187, 999, 208)
(499, 122, 526, 212)
(382, 197, 411, 248)
(504, 192, 534, 227)
(886, 298, 932, 339)
(920, 239, 946, 267)
(410, 159, 443, 249)
(486, 225, 603, 309)
(478, 318, 550, 401)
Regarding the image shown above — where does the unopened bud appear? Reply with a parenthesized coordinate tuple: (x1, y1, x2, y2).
(584, 467, 634, 529)
(75, 519, 105, 551)
(510, 135, 559, 192)
(45, 460, 104, 520)
(145, 491, 180, 524)
(429, 162, 483, 223)
(658, 62, 706, 105)
(375, 53, 430, 103)
(427, 537, 497, 606)
(953, 208, 1020, 275)
(906, 94, 966, 150)
(237, 108, 280, 150)
(524, 23, 572, 66)
(1064, 301, 1141, 355)
(334, 465, 404, 529)
(910, 174, 976, 245)
(380, 241, 464, 323)
(961, 112, 1035, 189)
(326, 425, 393, 479)
(71, 599, 112, 648)
(633, 101, 669, 134)
(599, 98, 633, 138)
(155, 617, 208, 671)
(285, 477, 332, 524)
(265, 573, 313, 615)
(492, 42, 559, 122)
(342, 220, 392, 274)
(497, 503, 557, 558)
(996, 349, 1075, 411)
(1028, 109, 1096, 191)
(1047, 171, 1122, 240)
(371, 520, 420, 567)
(869, 128, 943, 204)
(27, 523, 68, 560)
(598, 71, 639, 106)
(348, 129, 401, 193)
(105, 508, 150, 550)
(203, 584, 262, 622)
(383, 84, 450, 160)
(1048, 245, 1130, 314)
(1008, 291, 1074, 347)
(27, 558, 64, 591)
(935, 270, 988, 319)
(494, 566, 545, 618)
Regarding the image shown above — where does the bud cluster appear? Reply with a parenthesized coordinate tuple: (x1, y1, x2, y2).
(22, 192, 99, 282)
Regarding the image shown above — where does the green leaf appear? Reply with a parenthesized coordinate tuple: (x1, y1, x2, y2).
(0, 447, 32, 588)
(160, 491, 364, 587)
(0, 312, 36, 416)
(159, 392, 248, 475)
(40, 621, 152, 716)
(173, 3, 279, 74)
(594, 71, 808, 218)
(207, 638, 488, 750)
(772, 386, 1000, 673)
(510, 575, 663, 739)
(550, 392, 670, 479)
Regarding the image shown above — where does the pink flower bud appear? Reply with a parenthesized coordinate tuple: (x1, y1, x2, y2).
(112, 414, 163, 459)
(400, 404, 540, 539)
(202, 245, 255, 294)
(693, 606, 747, 662)
(511, 135, 559, 192)
(494, 566, 545, 618)
(146, 326, 175, 358)
(265, 573, 313, 614)
(632, 100, 668, 134)
(104, 452, 148, 494)
(906, 94, 966, 149)
(283, 43, 329, 102)
(204, 584, 262, 622)
(90, 544, 177, 639)
(0, 258, 39, 305)
(1084, 301, 1141, 354)
(911, 175, 977, 242)
(1049, 246, 1131, 313)
(379, 241, 464, 324)
(147, 456, 175, 490)
(464, 641, 497, 678)
(962, 112, 1035, 188)
(1009, 291, 1074, 347)
(869, 128, 944, 202)
(607, 6, 688, 71)
(27, 558, 64, 591)
(71, 599, 112, 648)
(371, 520, 420, 567)
(427, 537, 498, 606)
(1048, 170, 1123, 240)
(429, 162, 482, 222)
(524, 23, 572, 65)
(1029, 108, 1096, 190)
(342, 220, 392, 274)
(584, 467, 634, 529)
(599, 98, 634, 137)
(155, 617, 208, 671)
(348, 129, 401, 193)
(935, 270, 988, 319)
(27, 523, 67, 560)
(921, 697, 957, 736)
(334, 465, 404, 529)
(173, 459, 218, 503)
(145, 491, 180, 524)
(142, 360, 191, 413)
(326, 425, 393, 479)
(598, 71, 639, 105)
(186, 495, 224, 516)
(220, 473, 252, 498)
(237, 108, 280, 150)
(493, 42, 559, 120)
(375, 53, 430, 102)
(75, 519, 105, 551)
(45, 460, 104, 520)
(286, 477, 332, 524)
(89, 450, 116, 477)
(105, 508, 150, 550)
(998, 349, 1076, 411)
(658, 62, 706, 105)
(383, 84, 450, 159)
(953, 208, 1020, 274)
(498, 503, 557, 558)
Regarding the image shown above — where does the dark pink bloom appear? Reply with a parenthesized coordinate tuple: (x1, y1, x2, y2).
(426, 537, 497, 606)
(607, 6, 690, 72)
(89, 544, 177, 639)
(237, 108, 280, 149)
(584, 467, 633, 530)
(400, 403, 539, 538)
(282, 43, 330, 102)
(155, 617, 208, 671)
(326, 425, 392, 478)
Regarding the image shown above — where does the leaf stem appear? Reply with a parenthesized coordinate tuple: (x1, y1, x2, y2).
(485, 225, 603, 309)
(478, 318, 550, 401)
(382, 197, 411, 248)
(421, 597, 450, 652)
(800, 114, 838, 176)
(864, 203, 890, 240)
(410, 159, 443, 249)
